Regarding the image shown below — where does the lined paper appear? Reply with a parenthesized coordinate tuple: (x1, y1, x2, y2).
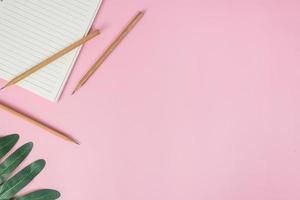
(0, 0, 102, 101)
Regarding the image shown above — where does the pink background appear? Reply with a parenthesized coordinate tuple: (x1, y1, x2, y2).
(1, 0, 300, 199)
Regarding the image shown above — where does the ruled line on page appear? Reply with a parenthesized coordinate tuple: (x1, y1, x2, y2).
(5, 4, 80, 42)
(0, 43, 65, 76)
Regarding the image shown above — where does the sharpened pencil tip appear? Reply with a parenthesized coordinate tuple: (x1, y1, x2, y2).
(72, 138, 80, 145)
(71, 86, 80, 95)
(73, 140, 80, 145)
(0, 86, 6, 91)
(0, 83, 11, 91)
(68, 137, 80, 145)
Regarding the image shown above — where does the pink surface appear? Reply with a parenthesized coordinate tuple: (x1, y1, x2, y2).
(1, 0, 300, 199)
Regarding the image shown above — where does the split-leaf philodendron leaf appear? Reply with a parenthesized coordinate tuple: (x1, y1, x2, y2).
(0, 134, 60, 200)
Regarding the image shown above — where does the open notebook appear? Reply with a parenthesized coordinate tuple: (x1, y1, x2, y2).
(0, 0, 102, 101)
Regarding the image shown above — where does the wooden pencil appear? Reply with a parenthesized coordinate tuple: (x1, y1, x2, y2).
(0, 102, 79, 144)
(1, 30, 101, 90)
(72, 11, 145, 94)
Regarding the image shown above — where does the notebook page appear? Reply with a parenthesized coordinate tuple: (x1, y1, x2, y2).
(0, 0, 102, 101)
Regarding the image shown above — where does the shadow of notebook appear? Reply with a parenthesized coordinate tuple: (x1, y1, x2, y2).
(0, 0, 102, 101)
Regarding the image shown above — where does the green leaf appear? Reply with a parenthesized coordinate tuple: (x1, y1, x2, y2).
(0, 159, 46, 199)
(0, 142, 33, 184)
(0, 134, 19, 160)
(15, 189, 60, 200)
